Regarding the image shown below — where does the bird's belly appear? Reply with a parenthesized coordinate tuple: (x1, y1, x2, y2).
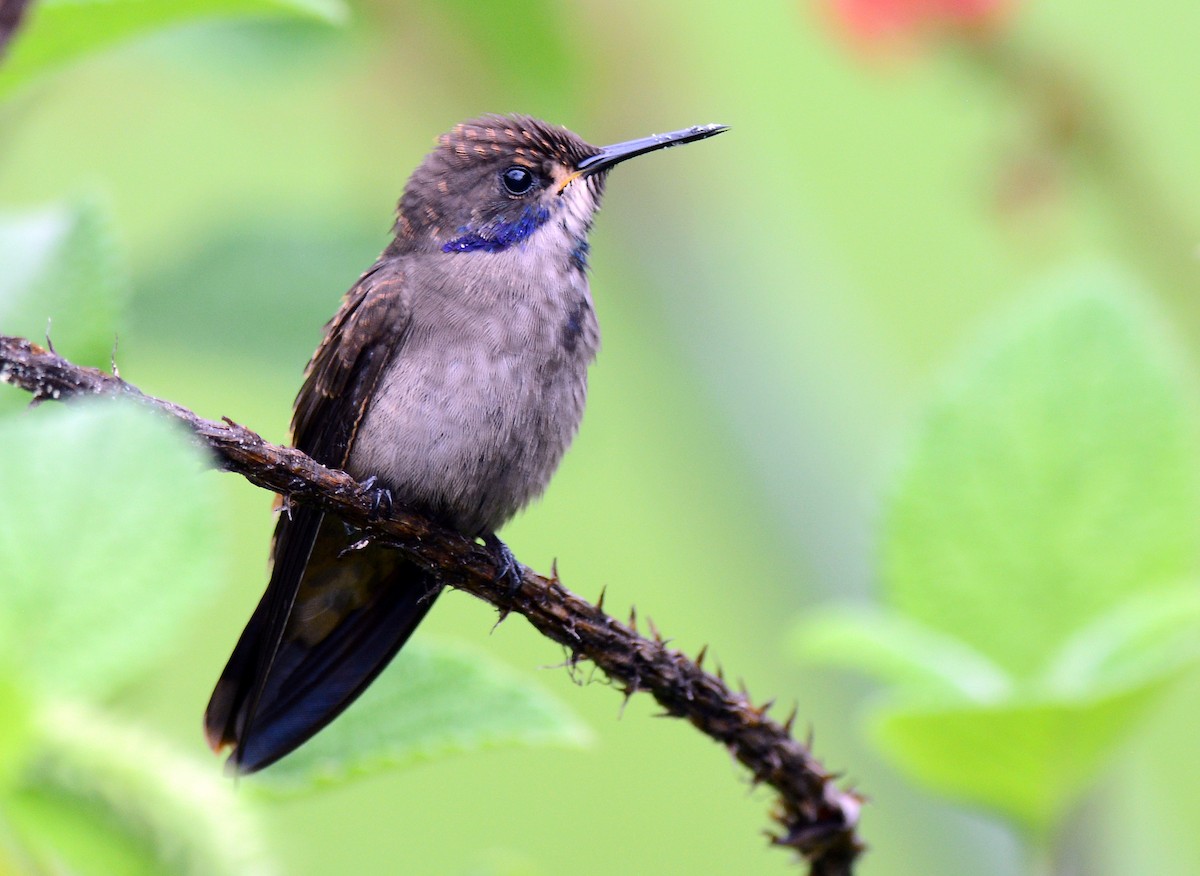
(346, 342, 588, 535)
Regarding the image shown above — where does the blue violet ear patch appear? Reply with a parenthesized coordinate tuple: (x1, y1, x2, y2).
(443, 206, 551, 254)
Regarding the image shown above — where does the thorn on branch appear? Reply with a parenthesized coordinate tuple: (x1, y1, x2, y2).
(783, 704, 798, 735)
(646, 614, 662, 643)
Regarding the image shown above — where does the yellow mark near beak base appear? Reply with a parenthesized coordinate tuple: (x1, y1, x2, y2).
(557, 169, 586, 194)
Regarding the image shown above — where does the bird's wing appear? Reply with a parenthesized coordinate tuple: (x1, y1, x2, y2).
(205, 259, 442, 773)
(290, 261, 410, 463)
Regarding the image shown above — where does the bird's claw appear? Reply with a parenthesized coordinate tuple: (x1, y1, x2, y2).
(359, 476, 394, 521)
(483, 532, 523, 595)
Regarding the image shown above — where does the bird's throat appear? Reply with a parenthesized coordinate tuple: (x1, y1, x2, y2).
(442, 205, 551, 254)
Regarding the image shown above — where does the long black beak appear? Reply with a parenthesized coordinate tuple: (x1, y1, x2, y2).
(576, 123, 729, 176)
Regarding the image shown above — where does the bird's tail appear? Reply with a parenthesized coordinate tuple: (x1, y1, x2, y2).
(205, 509, 441, 773)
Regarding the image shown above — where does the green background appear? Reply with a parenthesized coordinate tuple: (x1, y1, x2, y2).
(3, 0, 1200, 873)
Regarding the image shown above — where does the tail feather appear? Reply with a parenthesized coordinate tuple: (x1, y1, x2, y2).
(205, 510, 441, 773)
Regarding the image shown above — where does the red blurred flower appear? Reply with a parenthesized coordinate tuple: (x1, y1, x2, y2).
(827, 0, 1013, 52)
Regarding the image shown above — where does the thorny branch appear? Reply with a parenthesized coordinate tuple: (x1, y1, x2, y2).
(0, 334, 863, 875)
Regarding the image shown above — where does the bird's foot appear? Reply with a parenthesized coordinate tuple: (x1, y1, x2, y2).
(483, 531, 523, 595)
(358, 475, 394, 521)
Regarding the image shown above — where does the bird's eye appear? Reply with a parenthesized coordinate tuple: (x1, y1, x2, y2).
(501, 165, 536, 196)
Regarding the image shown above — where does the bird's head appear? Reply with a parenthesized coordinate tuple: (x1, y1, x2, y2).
(390, 114, 727, 262)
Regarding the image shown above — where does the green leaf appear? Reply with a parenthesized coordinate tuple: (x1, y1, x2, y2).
(0, 199, 128, 377)
(790, 606, 1012, 702)
(883, 265, 1200, 678)
(5, 699, 278, 876)
(247, 639, 593, 795)
(7, 787, 162, 876)
(801, 268, 1200, 836)
(0, 0, 347, 100)
(0, 399, 222, 698)
(1041, 585, 1200, 696)
(870, 675, 1179, 837)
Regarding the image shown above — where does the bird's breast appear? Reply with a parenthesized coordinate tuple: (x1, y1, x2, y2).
(347, 258, 599, 535)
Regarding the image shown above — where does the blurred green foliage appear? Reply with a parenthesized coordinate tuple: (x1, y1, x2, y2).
(3, 0, 1200, 874)
(795, 273, 1200, 844)
(0, 0, 347, 99)
(0, 199, 128, 379)
(0, 397, 271, 876)
(253, 639, 591, 797)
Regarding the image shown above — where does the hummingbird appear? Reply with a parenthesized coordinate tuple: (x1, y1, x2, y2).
(204, 114, 728, 773)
